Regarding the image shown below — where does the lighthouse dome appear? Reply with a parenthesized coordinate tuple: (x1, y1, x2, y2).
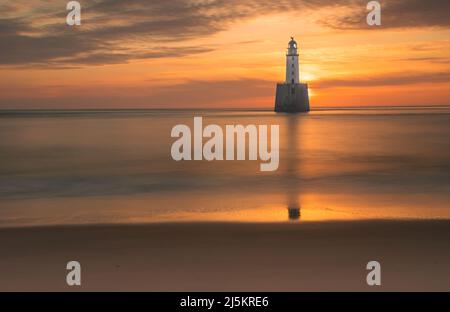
(288, 37, 297, 49)
(287, 37, 298, 56)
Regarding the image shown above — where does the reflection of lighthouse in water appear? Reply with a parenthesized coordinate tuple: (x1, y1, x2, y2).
(288, 206, 300, 220)
(286, 115, 301, 221)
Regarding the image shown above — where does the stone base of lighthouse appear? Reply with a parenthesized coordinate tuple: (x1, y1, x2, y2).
(274, 83, 310, 113)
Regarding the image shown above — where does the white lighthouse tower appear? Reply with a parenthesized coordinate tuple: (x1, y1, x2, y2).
(286, 37, 300, 84)
(274, 37, 310, 113)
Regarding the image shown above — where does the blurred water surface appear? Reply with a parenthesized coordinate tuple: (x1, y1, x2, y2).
(0, 107, 449, 227)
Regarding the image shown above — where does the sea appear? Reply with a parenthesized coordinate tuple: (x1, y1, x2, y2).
(0, 107, 449, 227)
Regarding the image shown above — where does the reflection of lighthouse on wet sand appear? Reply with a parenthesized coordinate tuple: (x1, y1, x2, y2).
(288, 206, 300, 220)
(285, 114, 301, 221)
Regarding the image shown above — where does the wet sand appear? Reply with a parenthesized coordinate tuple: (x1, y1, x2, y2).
(0, 220, 449, 291)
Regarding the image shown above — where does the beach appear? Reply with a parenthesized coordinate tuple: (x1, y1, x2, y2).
(1, 220, 449, 291)
(0, 108, 449, 291)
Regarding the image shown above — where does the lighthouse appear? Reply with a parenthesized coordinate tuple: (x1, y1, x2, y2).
(286, 37, 300, 84)
(274, 37, 310, 113)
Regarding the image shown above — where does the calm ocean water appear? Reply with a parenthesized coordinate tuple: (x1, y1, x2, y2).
(0, 107, 449, 227)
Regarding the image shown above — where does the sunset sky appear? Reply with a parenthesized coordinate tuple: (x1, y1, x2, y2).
(0, 0, 449, 109)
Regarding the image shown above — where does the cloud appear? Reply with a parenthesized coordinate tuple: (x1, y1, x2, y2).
(312, 72, 450, 88)
(399, 56, 450, 64)
(148, 78, 274, 105)
(2, 73, 450, 109)
(0, 0, 356, 66)
(0, 78, 275, 108)
(0, 17, 30, 35)
(322, 0, 450, 29)
(0, 0, 448, 67)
